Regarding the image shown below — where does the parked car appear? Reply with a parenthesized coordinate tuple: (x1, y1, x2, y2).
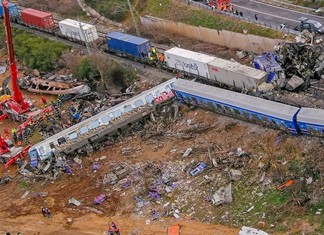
(297, 17, 324, 35)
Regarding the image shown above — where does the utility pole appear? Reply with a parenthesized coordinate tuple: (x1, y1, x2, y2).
(79, 20, 91, 55)
(127, 0, 140, 37)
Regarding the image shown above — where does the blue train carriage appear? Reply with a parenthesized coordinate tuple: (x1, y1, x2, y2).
(0, 1, 20, 20)
(297, 107, 324, 137)
(106, 32, 151, 60)
(171, 79, 300, 134)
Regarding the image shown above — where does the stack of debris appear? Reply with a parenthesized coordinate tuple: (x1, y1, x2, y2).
(275, 42, 324, 91)
(19, 73, 91, 95)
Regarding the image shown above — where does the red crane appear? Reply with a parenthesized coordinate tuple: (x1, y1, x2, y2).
(2, 0, 31, 115)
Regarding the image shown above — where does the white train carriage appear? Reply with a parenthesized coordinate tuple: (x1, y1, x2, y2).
(59, 19, 98, 43)
(297, 107, 324, 137)
(164, 47, 215, 78)
(207, 57, 268, 90)
(171, 79, 300, 134)
(29, 78, 176, 166)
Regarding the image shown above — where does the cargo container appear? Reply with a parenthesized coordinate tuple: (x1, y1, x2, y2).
(0, 2, 19, 19)
(207, 58, 267, 90)
(106, 32, 151, 59)
(59, 19, 98, 43)
(21, 8, 54, 30)
(164, 47, 215, 78)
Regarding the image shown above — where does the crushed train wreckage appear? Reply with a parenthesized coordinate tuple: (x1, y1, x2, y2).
(254, 42, 324, 92)
(19, 73, 90, 95)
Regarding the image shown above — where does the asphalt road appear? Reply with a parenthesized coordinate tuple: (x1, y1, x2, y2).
(196, 0, 324, 29)
(231, 0, 324, 28)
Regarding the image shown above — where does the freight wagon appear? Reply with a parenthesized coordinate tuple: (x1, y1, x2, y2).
(171, 79, 301, 135)
(20, 8, 55, 30)
(207, 57, 267, 90)
(106, 32, 151, 59)
(59, 19, 99, 43)
(164, 47, 215, 78)
(0, 2, 19, 19)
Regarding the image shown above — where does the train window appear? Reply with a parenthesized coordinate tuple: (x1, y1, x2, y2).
(165, 85, 171, 92)
(113, 110, 122, 118)
(262, 116, 268, 122)
(80, 126, 89, 134)
(145, 94, 154, 104)
(134, 99, 144, 108)
(207, 101, 214, 110)
(155, 90, 162, 96)
(102, 115, 110, 124)
(91, 120, 100, 129)
(38, 147, 45, 155)
(191, 97, 198, 103)
(216, 104, 222, 109)
(68, 132, 78, 140)
(233, 108, 240, 114)
(224, 106, 231, 111)
(57, 137, 66, 145)
(124, 105, 133, 113)
(252, 114, 259, 121)
(49, 142, 55, 149)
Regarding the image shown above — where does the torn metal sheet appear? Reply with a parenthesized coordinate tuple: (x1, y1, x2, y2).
(212, 183, 232, 206)
(0, 66, 6, 74)
(239, 226, 269, 235)
(19, 76, 90, 95)
(285, 75, 304, 91)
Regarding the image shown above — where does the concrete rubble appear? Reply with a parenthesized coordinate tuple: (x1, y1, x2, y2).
(211, 183, 233, 206)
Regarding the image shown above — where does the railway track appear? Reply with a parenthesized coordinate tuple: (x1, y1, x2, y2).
(5, 9, 324, 109)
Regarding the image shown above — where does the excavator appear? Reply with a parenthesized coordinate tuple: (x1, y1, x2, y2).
(208, 0, 231, 11)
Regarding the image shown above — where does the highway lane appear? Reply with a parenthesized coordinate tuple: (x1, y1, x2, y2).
(194, 0, 324, 30)
(231, 0, 324, 29)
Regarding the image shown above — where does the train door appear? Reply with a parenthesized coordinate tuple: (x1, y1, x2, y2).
(29, 149, 39, 168)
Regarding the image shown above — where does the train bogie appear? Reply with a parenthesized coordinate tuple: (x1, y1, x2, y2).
(297, 108, 324, 137)
(106, 32, 151, 59)
(207, 58, 267, 90)
(21, 8, 54, 30)
(164, 47, 214, 78)
(59, 19, 98, 43)
(0, 2, 19, 19)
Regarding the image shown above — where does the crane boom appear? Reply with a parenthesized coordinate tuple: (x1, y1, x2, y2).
(2, 0, 29, 110)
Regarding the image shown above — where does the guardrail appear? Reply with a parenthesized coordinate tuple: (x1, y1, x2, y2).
(188, 0, 301, 36)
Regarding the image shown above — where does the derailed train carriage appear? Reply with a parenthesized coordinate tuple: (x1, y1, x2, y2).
(28, 78, 176, 166)
(171, 79, 324, 137)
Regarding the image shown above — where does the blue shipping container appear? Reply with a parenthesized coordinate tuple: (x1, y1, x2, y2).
(106, 32, 151, 59)
(0, 2, 20, 19)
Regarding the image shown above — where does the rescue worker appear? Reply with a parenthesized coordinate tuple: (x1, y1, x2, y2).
(41, 207, 47, 217)
(107, 227, 114, 235)
(151, 47, 157, 56)
(229, 4, 233, 13)
(12, 131, 17, 144)
(254, 13, 258, 21)
(22, 130, 29, 144)
(11, 128, 16, 135)
(111, 222, 117, 229)
(41, 95, 47, 105)
(239, 11, 243, 17)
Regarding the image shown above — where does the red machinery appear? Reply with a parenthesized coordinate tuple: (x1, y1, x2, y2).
(0, 133, 30, 168)
(2, 0, 36, 121)
(208, 0, 231, 11)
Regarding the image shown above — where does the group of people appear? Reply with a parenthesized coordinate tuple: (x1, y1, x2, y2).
(107, 222, 120, 235)
(41, 207, 52, 218)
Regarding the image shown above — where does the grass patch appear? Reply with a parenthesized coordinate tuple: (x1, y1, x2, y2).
(143, 0, 283, 39)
